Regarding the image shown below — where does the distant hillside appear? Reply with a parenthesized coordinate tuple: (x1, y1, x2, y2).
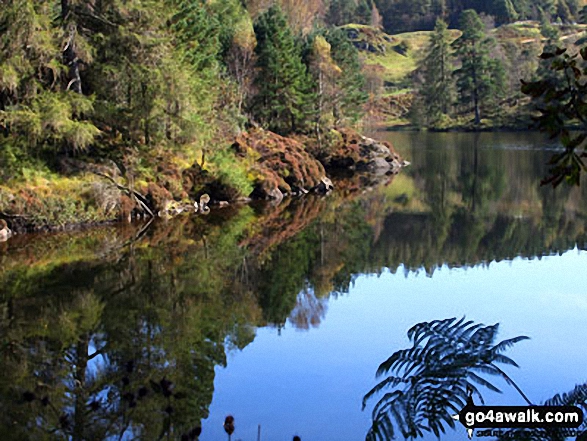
(370, 0, 586, 34)
(347, 21, 587, 90)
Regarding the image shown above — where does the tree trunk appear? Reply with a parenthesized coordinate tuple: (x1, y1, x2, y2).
(472, 60, 480, 125)
(73, 333, 90, 441)
(62, 0, 82, 94)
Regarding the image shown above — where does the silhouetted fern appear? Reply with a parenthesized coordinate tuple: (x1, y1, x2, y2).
(362, 317, 530, 440)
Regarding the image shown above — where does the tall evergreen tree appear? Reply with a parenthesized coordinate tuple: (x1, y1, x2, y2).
(251, 6, 313, 135)
(417, 18, 455, 126)
(452, 9, 505, 125)
(556, 0, 574, 23)
(356, 0, 373, 24)
(537, 10, 562, 80)
(0, 0, 99, 154)
(491, 0, 519, 24)
(510, 0, 530, 19)
(324, 28, 368, 125)
(326, 0, 357, 26)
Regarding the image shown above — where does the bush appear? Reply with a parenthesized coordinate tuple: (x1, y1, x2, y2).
(394, 40, 410, 56)
(209, 146, 254, 197)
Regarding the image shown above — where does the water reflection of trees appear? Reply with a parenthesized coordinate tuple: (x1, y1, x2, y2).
(0, 212, 260, 439)
(2, 138, 587, 437)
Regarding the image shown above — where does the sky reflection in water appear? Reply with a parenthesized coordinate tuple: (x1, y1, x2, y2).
(205, 250, 587, 441)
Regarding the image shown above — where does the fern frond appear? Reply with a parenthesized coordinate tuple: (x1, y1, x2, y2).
(364, 317, 530, 440)
(467, 371, 502, 393)
(362, 376, 404, 409)
(492, 335, 531, 353)
(490, 353, 520, 367)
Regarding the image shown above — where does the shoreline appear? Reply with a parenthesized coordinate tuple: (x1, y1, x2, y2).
(0, 128, 408, 238)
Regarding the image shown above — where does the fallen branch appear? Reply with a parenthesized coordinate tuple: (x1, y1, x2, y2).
(93, 171, 155, 218)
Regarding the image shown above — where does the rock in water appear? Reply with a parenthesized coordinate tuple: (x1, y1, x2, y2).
(199, 194, 210, 208)
(314, 176, 334, 194)
(367, 157, 392, 174)
(0, 219, 12, 242)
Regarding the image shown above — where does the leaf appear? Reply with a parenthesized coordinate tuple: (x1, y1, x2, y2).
(364, 317, 530, 440)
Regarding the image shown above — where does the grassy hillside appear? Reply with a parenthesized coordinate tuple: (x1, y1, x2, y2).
(348, 21, 587, 91)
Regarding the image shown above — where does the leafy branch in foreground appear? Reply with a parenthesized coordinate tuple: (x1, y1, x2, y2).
(362, 317, 530, 441)
(521, 46, 587, 187)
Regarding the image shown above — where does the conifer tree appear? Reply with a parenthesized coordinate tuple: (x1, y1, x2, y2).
(0, 0, 99, 154)
(251, 6, 313, 134)
(510, 0, 530, 19)
(537, 10, 563, 80)
(356, 0, 373, 24)
(326, 0, 357, 26)
(491, 0, 519, 24)
(453, 9, 505, 125)
(417, 18, 455, 126)
(324, 28, 368, 125)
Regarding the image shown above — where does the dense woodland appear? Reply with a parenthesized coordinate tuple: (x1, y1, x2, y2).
(1, 0, 587, 227)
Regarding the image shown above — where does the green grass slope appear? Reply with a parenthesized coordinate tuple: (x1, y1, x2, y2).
(346, 21, 587, 90)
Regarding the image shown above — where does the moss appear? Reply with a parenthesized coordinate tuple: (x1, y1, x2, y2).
(0, 175, 119, 231)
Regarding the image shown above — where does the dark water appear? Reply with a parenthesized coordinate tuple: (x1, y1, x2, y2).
(1, 132, 586, 441)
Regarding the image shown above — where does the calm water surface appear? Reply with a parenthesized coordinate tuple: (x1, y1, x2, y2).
(1, 132, 585, 441)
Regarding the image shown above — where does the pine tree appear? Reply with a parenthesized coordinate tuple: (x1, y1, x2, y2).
(452, 9, 505, 125)
(510, 0, 530, 19)
(251, 6, 313, 135)
(417, 18, 455, 126)
(538, 9, 562, 75)
(556, 0, 574, 23)
(491, 0, 519, 24)
(432, 0, 448, 17)
(356, 0, 373, 24)
(326, 0, 357, 26)
(0, 0, 99, 154)
(324, 28, 368, 125)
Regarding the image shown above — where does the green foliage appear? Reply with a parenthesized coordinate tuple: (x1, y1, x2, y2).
(372, 0, 580, 34)
(0, 0, 229, 166)
(1, 91, 100, 153)
(356, 0, 373, 25)
(521, 46, 587, 187)
(453, 10, 506, 125)
(323, 28, 369, 124)
(251, 6, 313, 135)
(417, 18, 455, 126)
(491, 0, 520, 24)
(0, 1, 100, 155)
(326, 0, 360, 26)
(363, 317, 530, 440)
(209, 146, 254, 197)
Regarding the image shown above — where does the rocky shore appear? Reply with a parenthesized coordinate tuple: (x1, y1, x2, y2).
(0, 128, 408, 237)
